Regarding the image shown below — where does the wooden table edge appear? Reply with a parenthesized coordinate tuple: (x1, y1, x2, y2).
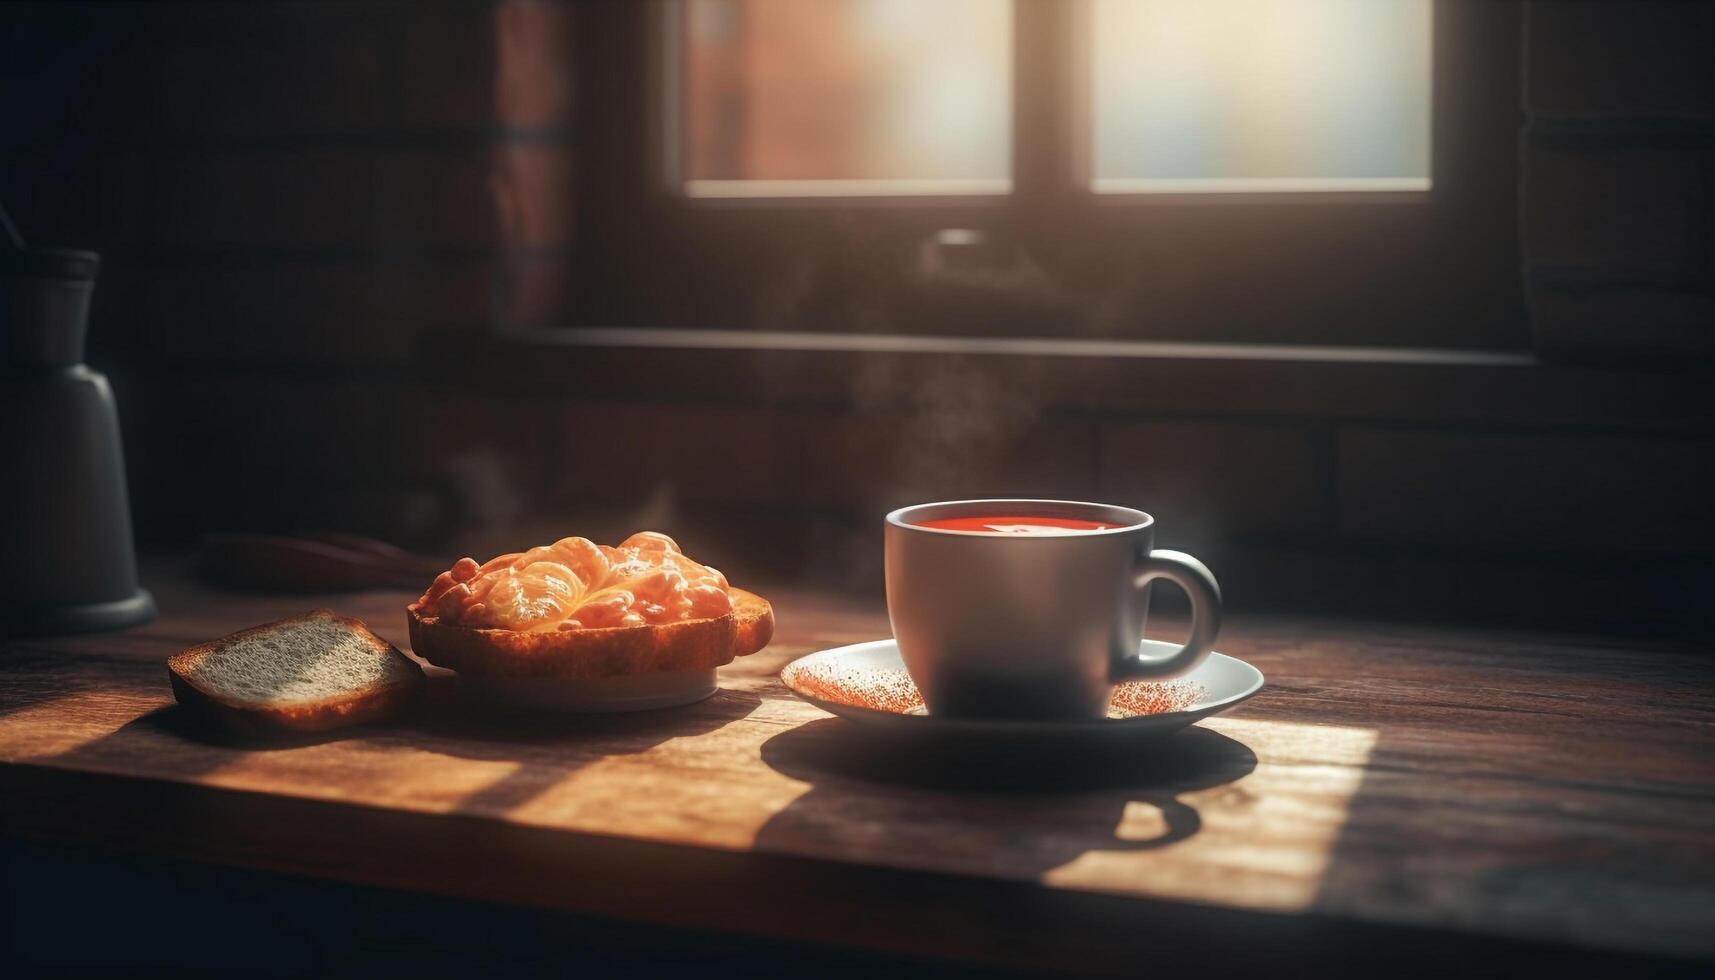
(3, 760, 1702, 976)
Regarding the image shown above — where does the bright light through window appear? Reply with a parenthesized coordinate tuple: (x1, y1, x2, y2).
(679, 0, 1012, 197)
(1091, 0, 1432, 193)
(677, 0, 1432, 199)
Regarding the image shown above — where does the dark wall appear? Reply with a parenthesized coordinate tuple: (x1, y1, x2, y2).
(2, 1, 1710, 630)
(1, 0, 572, 547)
(1522, 1, 1715, 360)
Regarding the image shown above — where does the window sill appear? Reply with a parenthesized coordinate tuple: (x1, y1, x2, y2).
(428, 326, 1711, 435)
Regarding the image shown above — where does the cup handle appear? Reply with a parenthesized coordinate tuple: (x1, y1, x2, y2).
(1112, 550, 1223, 681)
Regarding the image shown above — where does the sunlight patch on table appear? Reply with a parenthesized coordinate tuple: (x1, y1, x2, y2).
(0, 690, 164, 761)
(4, 695, 528, 815)
(472, 730, 811, 851)
(198, 748, 527, 813)
(403, 696, 817, 848)
(1044, 717, 1379, 912)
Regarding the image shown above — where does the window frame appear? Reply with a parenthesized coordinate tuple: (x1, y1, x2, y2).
(565, 0, 1526, 350)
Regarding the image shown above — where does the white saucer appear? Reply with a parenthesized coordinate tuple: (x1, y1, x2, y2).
(780, 639, 1263, 742)
(460, 668, 718, 712)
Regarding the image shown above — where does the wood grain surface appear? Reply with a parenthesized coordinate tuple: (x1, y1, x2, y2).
(2, 560, 1713, 973)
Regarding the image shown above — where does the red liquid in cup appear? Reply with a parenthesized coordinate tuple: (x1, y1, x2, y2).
(912, 515, 1119, 534)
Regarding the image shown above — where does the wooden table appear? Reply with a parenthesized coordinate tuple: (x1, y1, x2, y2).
(3, 563, 1712, 975)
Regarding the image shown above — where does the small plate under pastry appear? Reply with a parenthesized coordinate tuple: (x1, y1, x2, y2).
(780, 639, 1263, 744)
(458, 669, 718, 712)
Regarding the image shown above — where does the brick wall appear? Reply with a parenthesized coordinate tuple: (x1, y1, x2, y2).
(453, 340, 1708, 631)
(1, 0, 576, 545)
(1522, 1, 1715, 359)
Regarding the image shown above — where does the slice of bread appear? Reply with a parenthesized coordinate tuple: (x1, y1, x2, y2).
(168, 609, 424, 738)
(407, 587, 775, 679)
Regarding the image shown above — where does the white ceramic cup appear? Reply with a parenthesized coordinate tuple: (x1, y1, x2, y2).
(885, 499, 1222, 721)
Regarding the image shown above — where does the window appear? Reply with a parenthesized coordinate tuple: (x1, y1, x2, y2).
(568, 1, 1525, 348)
(672, 0, 1430, 198)
(679, 0, 1012, 197)
(1089, 0, 1431, 194)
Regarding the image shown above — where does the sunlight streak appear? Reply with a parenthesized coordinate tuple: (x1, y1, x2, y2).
(1045, 717, 1379, 911)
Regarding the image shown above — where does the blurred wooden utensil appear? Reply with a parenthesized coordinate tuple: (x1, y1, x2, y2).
(198, 533, 446, 593)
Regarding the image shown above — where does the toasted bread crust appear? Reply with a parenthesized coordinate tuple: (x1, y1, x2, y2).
(730, 588, 775, 659)
(167, 609, 423, 737)
(168, 669, 420, 738)
(408, 588, 774, 678)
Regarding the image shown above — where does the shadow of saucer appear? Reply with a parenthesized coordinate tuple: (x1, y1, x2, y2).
(756, 718, 1257, 865)
(761, 716, 1256, 794)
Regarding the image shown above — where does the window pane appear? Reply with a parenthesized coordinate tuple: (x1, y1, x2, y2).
(1091, 0, 1431, 193)
(680, 0, 1011, 197)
